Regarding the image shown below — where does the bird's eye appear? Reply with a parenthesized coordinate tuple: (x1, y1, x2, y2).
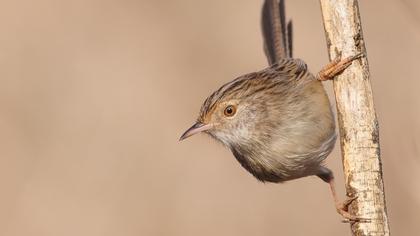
(223, 105, 236, 117)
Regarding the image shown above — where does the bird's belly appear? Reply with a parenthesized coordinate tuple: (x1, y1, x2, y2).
(231, 148, 296, 183)
(230, 134, 336, 183)
(233, 153, 323, 183)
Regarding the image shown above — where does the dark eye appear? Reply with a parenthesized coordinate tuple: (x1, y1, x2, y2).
(224, 105, 236, 117)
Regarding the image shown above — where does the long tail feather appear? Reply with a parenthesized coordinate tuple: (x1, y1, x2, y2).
(261, 0, 293, 65)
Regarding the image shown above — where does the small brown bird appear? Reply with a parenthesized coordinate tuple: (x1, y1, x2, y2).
(180, 0, 362, 221)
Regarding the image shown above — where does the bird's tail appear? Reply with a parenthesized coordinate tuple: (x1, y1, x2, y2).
(261, 0, 293, 65)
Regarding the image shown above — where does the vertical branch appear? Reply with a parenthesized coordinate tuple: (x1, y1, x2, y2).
(319, 1, 390, 235)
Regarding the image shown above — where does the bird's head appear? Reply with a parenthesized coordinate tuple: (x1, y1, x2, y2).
(180, 75, 271, 146)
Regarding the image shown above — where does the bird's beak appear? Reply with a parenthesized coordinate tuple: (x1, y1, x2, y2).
(179, 122, 212, 141)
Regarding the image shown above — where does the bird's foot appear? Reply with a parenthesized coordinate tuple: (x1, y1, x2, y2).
(317, 53, 364, 81)
(336, 196, 370, 223)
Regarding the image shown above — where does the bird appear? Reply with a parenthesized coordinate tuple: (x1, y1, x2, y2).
(180, 0, 363, 221)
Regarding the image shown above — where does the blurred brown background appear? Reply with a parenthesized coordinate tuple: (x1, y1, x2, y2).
(0, 0, 419, 235)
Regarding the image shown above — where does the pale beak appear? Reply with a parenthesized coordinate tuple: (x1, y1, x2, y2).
(179, 122, 213, 141)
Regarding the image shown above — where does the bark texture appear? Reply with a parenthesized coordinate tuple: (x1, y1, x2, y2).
(319, 1, 390, 235)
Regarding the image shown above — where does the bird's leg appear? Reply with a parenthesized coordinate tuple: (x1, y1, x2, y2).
(317, 53, 364, 81)
(317, 167, 368, 222)
(327, 178, 361, 222)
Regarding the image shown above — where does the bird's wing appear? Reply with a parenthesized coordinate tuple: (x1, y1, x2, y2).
(267, 58, 308, 79)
